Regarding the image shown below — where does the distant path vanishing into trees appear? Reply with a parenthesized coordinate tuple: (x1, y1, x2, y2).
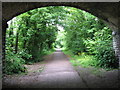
(3, 49, 87, 88)
(3, 49, 118, 88)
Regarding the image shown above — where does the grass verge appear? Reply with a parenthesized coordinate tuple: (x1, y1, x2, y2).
(62, 49, 114, 76)
(43, 48, 55, 55)
(62, 49, 98, 68)
(62, 49, 116, 71)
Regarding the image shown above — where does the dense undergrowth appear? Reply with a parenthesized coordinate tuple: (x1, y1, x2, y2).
(63, 50, 118, 70)
(58, 7, 118, 70)
(4, 49, 55, 75)
(4, 6, 118, 75)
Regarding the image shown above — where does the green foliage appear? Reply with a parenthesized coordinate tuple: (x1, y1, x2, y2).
(5, 6, 68, 74)
(18, 50, 32, 60)
(4, 51, 26, 75)
(63, 50, 99, 68)
(95, 47, 118, 68)
(5, 6, 118, 75)
(60, 7, 118, 69)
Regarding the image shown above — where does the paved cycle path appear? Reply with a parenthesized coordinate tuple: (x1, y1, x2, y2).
(37, 49, 87, 88)
(3, 49, 87, 88)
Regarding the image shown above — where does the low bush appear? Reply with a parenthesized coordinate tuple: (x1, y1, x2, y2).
(4, 51, 26, 75)
(95, 47, 118, 68)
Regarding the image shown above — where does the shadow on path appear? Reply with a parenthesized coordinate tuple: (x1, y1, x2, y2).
(3, 49, 118, 88)
(3, 49, 87, 88)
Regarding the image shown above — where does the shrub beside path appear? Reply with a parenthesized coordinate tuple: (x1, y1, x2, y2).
(3, 49, 118, 88)
(3, 49, 87, 88)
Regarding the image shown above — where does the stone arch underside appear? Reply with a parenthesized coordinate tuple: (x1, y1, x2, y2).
(3, 2, 118, 29)
(2, 2, 120, 66)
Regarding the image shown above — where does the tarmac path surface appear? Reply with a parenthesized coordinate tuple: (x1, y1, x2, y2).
(3, 49, 118, 88)
(3, 49, 87, 88)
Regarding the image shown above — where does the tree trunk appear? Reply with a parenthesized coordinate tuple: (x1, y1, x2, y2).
(23, 40, 27, 49)
(23, 31, 27, 49)
(15, 30, 19, 54)
(9, 20, 14, 48)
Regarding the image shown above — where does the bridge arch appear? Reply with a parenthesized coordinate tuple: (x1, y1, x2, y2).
(2, 2, 120, 66)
